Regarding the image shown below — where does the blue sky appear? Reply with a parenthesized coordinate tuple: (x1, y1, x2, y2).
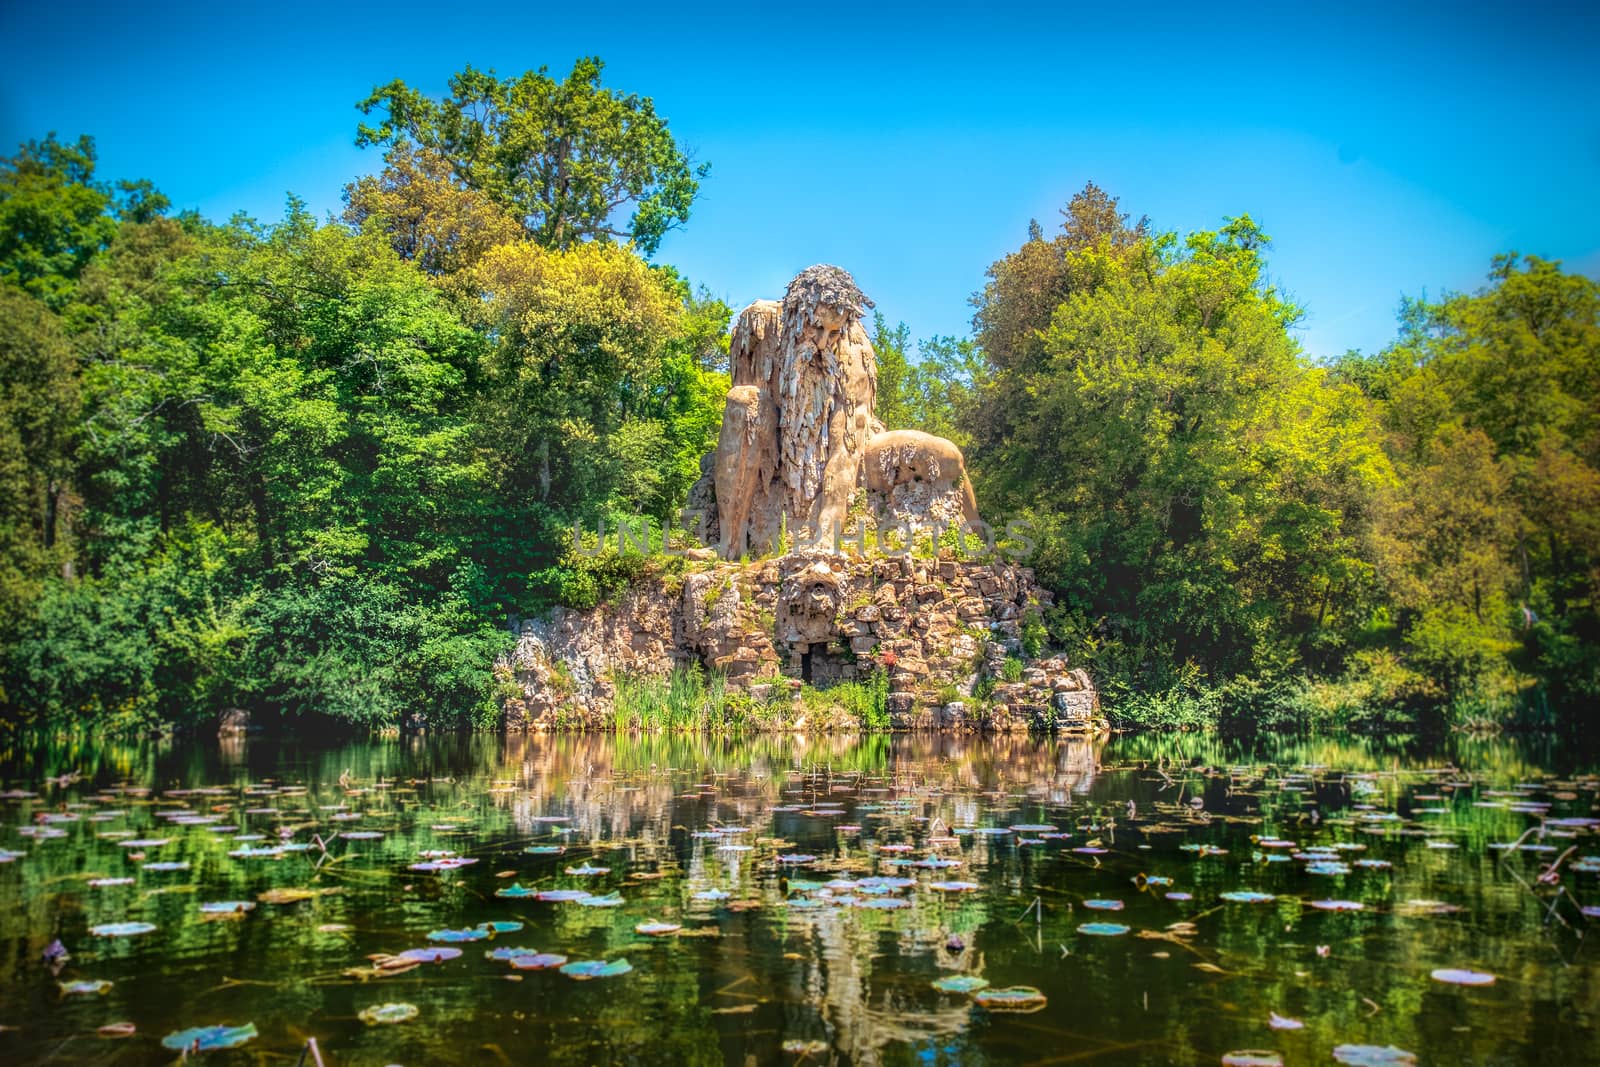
(2, 1, 1596, 359)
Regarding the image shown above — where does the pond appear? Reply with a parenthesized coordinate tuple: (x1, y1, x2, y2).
(0, 730, 1597, 1065)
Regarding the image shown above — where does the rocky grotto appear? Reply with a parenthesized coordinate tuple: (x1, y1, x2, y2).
(497, 265, 1101, 732)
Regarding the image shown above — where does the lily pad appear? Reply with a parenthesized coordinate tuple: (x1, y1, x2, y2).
(358, 1002, 418, 1025)
(536, 889, 593, 903)
(1430, 967, 1495, 986)
(973, 985, 1047, 1012)
(1309, 899, 1365, 912)
(932, 975, 990, 993)
(1331, 1046, 1417, 1066)
(507, 952, 568, 970)
(199, 901, 256, 915)
(560, 957, 633, 980)
(636, 921, 681, 936)
(1078, 922, 1131, 936)
(161, 1023, 259, 1052)
(1221, 1053, 1283, 1067)
(395, 947, 463, 963)
(90, 921, 156, 937)
(60, 979, 113, 995)
(1220, 891, 1275, 904)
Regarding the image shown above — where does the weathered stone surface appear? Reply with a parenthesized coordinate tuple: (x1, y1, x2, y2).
(688, 265, 990, 560)
(496, 554, 1099, 733)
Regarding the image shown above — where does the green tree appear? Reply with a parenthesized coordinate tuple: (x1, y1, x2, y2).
(966, 198, 1391, 710)
(0, 134, 117, 307)
(356, 59, 708, 255)
(0, 285, 78, 643)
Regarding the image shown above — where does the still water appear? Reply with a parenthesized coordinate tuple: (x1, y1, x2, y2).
(0, 730, 1597, 1065)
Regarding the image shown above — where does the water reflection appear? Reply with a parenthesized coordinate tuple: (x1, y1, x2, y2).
(0, 731, 1596, 1065)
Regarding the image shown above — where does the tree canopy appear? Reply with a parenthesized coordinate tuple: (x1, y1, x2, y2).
(356, 59, 707, 255)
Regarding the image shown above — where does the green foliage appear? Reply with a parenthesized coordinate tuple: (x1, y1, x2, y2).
(356, 59, 707, 255)
(0, 97, 723, 734)
(612, 665, 730, 732)
(0, 134, 119, 307)
(870, 313, 980, 445)
(831, 666, 890, 731)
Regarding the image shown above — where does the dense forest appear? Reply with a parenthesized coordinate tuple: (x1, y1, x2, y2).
(2, 60, 1596, 735)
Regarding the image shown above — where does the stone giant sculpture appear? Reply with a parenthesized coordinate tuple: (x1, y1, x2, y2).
(700, 265, 981, 558)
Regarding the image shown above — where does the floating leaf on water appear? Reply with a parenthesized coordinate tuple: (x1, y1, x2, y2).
(142, 862, 190, 872)
(507, 952, 568, 970)
(228, 846, 284, 858)
(524, 845, 565, 855)
(1331, 1045, 1418, 1066)
(394, 947, 462, 964)
(1310, 899, 1365, 912)
(427, 927, 487, 943)
(90, 921, 156, 937)
(928, 881, 981, 893)
(564, 864, 610, 876)
(97, 1021, 136, 1039)
(775, 854, 816, 865)
(409, 857, 478, 872)
(1397, 899, 1463, 916)
(1305, 862, 1352, 876)
(1220, 891, 1275, 904)
(1010, 824, 1058, 833)
(576, 892, 624, 908)
(535, 889, 592, 903)
(1166, 892, 1194, 901)
(1268, 1012, 1304, 1030)
(1221, 1053, 1284, 1067)
(636, 921, 681, 936)
(973, 985, 1047, 1012)
(160, 1023, 259, 1052)
(855, 896, 910, 909)
(1084, 899, 1125, 910)
(476, 920, 523, 934)
(932, 975, 989, 993)
(560, 958, 633, 980)
(1430, 967, 1495, 986)
(88, 877, 135, 888)
(358, 1002, 418, 1025)
(199, 901, 255, 915)
(1078, 922, 1131, 936)
(257, 887, 334, 905)
(496, 883, 538, 898)
(60, 979, 112, 996)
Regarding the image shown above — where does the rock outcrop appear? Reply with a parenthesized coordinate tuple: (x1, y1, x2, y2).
(494, 264, 1099, 733)
(497, 553, 1100, 733)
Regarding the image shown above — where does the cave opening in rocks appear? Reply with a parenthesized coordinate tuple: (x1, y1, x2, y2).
(790, 643, 858, 688)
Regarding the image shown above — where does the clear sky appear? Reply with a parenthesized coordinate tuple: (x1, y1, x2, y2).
(2, 1, 1596, 359)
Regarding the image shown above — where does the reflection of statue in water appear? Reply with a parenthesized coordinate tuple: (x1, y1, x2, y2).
(697, 265, 983, 558)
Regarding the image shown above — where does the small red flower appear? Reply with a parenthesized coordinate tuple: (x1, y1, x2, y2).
(879, 650, 898, 668)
